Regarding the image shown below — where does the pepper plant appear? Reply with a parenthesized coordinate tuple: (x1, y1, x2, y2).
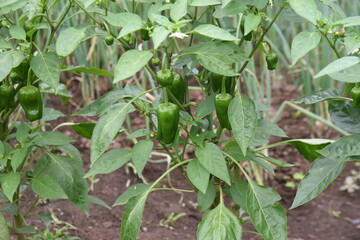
(0, 0, 359, 240)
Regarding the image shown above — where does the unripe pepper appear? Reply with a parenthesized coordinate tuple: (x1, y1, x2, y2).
(266, 52, 278, 70)
(156, 69, 174, 87)
(157, 102, 179, 144)
(152, 57, 160, 66)
(140, 28, 150, 41)
(351, 85, 360, 108)
(211, 73, 232, 94)
(215, 93, 232, 130)
(18, 85, 43, 121)
(240, 21, 252, 41)
(168, 73, 186, 104)
(104, 35, 114, 46)
(0, 84, 16, 110)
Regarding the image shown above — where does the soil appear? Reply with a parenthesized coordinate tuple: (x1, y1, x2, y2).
(6, 81, 360, 240)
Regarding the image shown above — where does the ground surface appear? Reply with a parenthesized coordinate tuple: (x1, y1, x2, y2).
(10, 82, 360, 239)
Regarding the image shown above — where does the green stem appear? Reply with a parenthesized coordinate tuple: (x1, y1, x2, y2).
(321, 31, 341, 58)
(153, 187, 194, 193)
(14, 189, 25, 240)
(164, 87, 169, 103)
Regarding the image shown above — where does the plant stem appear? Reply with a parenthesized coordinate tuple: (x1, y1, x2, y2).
(14, 188, 25, 240)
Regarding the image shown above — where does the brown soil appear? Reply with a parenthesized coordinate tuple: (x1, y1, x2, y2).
(7, 82, 360, 240)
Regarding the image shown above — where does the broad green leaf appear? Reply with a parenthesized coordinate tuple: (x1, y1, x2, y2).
(88, 195, 111, 209)
(9, 25, 26, 40)
(293, 88, 345, 104)
(114, 50, 153, 83)
(0, 51, 25, 82)
(244, 13, 261, 36)
(56, 27, 86, 57)
(80, 0, 96, 8)
(0, 0, 27, 15)
(257, 120, 287, 137)
(15, 122, 30, 144)
(229, 94, 257, 156)
(328, 64, 360, 83)
(0, 172, 21, 202)
(170, 0, 187, 22)
(41, 108, 65, 122)
(254, 0, 268, 9)
(291, 31, 321, 65)
(287, 139, 333, 162)
(39, 83, 72, 104)
(32, 132, 74, 146)
(62, 65, 114, 77)
(289, 0, 321, 25)
(90, 103, 135, 163)
(195, 95, 215, 118)
(197, 181, 216, 212)
(191, 24, 238, 41)
(314, 56, 360, 79)
(120, 191, 149, 240)
(103, 12, 142, 27)
(251, 157, 275, 175)
(247, 179, 287, 240)
(30, 52, 60, 90)
(72, 123, 96, 139)
(85, 149, 131, 177)
(197, 200, 242, 240)
(113, 183, 150, 206)
(11, 145, 30, 171)
(118, 23, 142, 38)
(230, 180, 248, 211)
(198, 54, 239, 76)
(317, 134, 360, 161)
(213, 1, 246, 18)
(290, 157, 345, 209)
(260, 156, 294, 168)
(128, 129, 150, 139)
(195, 142, 231, 185)
(328, 100, 360, 133)
(46, 153, 88, 211)
(224, 141, 254, 162)
(334, 16, 360, 27)
(187, 159, 210, 194)
(152, 26, 171, 49)
(132, 140, 153, 178)
(31, 174, 67, 199)
(0, 39, 12, 49)
(0, 212, 10, 240)
(189, 0, 221, 6)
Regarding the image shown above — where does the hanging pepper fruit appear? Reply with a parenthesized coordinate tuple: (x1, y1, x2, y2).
(351, 84, 360, 108)
(266, 52, 278, 70)
(0, 84, 16, 110)
(211, 73, 232, 94)
(140, 28, 150, 41)
(18, 85, 43, 122)
(240, 21, 252, 41)
(157, 102, 179, 144)
(152, 57, 160, 66)
(215, 93, 232, 130)
(104, 35, 114, 46)
(156, 69, 174, 87)
(168, 73, 186, 104)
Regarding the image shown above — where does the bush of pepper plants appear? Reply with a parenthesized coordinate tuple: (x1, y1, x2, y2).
(0, 0, 360, 239)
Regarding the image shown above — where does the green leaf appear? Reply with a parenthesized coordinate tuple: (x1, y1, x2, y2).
(290, 157, 345, 209)
(260, 156, 294, 168)
(291, 31, 321, 65)
(314, 56, 360, 79)
(292, 88, 345, 104)
(9, 25, 26, 40)
(11, 145, 30, 171)
(0, 51, 25, 82)
(103, 12, 142, 27)
(197, 200, 242, 240)
(197, 181, 216, 212)
(120, 191, 149, 240)
(170, 0, 187, 22)
(30, 52, 60, 90)
(113, 183, 150, 206)
(230, 180, 248, 211)
(85, 149, 132, 177)
(198, 54, 239, 76)
(41, 108, 65, 122)
(90, 103, 135, 163)
(132, 140, 153, 178)
(118, 23, 142, 38)
(72, 122, 96, 139)
(32, 132, 74, 146)
(195, 95, 215, 118)
(62, 65, 114, 77)
(257, 120, 287, 137)
(88, 195, 111, 209)
(289, 0, 321, 25)
(317, 134, 360, 161)
(287, 139, 333, 162)
(251, 157, 275, 175)
(0, 172, 21, 202)
(189, 0, 221, 6)
(213, 1, 246, 18)
(187, 158, 210, 194)
(247, 179, 287, 240)
(244, 13, 261, 36)
(31, 174, 67, 199)
(56, 27, 86, 57)
(334, 16, 360, 27)
(114, 50, 153, 83)
(0, 0, 27, 15)
(229, 94, 257, 156)
(128, 129, 150, 139)
(191, 24, 238, 41)
(0, 212, 10, 240)
(328, 64, 360, 83)
(195, 142, 231, 185)
(152, 26, 171, 49)
(46, 153, 88, 211)
(328, 100, 360, 133)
